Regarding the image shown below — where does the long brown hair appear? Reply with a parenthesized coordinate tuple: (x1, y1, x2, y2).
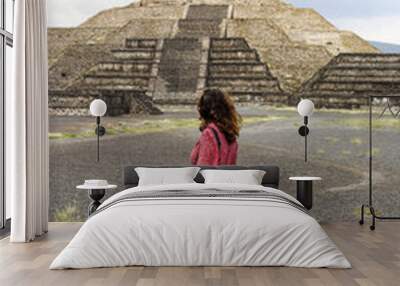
(197, 89, 242, 144)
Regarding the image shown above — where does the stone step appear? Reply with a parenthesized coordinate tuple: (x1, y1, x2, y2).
(323, 76, 400, 83)
(176, 19, 222, 38)
(82, 85, 148, 91)
(207, 85, 282, 95)
(339, 54, 400, 63)
(210, 59, 261, 64)
(210, 50, 258, 61)
(208, 86, 281, 94)
(125, 39, 158, 49)
(313, 81, 400, 92)
(112, 48, 156, 60)
(208, 78, 280, 88)
(210, 39, 250, 50)
(186, 5, 229, 20)
(209, 64, 268, 76)
(335, 63, 400, 69)
(83, 76, 150, 88)
(208, 75, 274, 81)
(326, 67, 400, 77)
(86, 71, 153, 79)
(209, 71, 270, 78)
(210, 59, 262, 65)
(95, 62, 153, 74)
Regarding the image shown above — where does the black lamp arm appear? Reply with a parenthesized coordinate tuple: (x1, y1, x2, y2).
(95, 117, 106, 137)
(94, 116, 106, 162)
(297, 116, 310, 163)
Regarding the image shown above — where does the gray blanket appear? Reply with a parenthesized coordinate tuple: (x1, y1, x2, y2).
(92, 189, 307, 217)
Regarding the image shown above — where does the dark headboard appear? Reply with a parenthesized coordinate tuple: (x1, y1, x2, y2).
(123, 165, 280, 189)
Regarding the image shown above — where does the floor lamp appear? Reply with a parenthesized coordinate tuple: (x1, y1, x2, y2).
(297, 99, 315, 162)
(90, 99, 107, 162)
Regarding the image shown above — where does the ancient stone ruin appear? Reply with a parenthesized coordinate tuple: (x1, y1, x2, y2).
(48, 0, 379, 115)
(300, 54, 400, 108)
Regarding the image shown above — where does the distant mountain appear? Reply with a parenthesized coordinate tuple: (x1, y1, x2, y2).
(370, 41, 400, 53)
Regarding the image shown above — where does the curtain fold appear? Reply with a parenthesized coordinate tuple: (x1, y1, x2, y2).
(9, 0, 49, 242)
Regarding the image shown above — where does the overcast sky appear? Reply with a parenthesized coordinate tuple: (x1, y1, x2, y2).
(48, 0, 400, 44)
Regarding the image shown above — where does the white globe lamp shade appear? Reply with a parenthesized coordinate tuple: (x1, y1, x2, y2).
(90, 99, 107, 117)
(297, 99, 314, 117)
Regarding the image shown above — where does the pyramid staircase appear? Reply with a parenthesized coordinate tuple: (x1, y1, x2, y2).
(152, 38, 203, 104)
(77, 39, 162, 115)
(206, 38, 285, 102)
(175, 5, 228, 38)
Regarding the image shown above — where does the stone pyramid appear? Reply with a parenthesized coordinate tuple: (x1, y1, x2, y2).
(48, 0, 378, 115)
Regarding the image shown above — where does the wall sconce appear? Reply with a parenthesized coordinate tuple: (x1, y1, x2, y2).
(90, 99, 107, 162)
(297, 99, 315, 162)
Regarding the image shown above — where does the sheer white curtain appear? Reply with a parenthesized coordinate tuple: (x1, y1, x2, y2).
(8, 0, 49, 242)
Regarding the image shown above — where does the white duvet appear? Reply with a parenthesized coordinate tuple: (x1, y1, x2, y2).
(50, 183, 351, 269)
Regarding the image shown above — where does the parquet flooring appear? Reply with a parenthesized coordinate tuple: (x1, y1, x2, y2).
(0, 222, 399, 286)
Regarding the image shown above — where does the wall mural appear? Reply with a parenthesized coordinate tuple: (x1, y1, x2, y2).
(48, 0, 400, 222)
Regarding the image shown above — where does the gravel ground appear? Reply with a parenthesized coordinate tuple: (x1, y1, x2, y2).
(49, 106, 400, 222)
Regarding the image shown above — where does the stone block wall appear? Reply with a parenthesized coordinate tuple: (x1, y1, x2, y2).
(81, 5, 185, 28)
(257, 44, 332, 93)
(233, 4, 293, 19)
(105, 20, 176, 46)
(49, 44, 116, 91)
(48, 28, 117, 65)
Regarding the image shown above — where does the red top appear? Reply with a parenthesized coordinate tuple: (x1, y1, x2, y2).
(190, 122, 238, 166)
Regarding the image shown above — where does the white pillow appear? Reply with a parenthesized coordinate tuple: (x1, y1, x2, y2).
(135, 167, 201, 186)
(200, 169, 266, 185)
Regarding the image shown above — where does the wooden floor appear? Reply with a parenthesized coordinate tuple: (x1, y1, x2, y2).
(0, 222, 399, 286)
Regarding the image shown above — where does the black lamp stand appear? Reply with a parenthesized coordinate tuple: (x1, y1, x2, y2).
(298, 116, 310, 162)
(95, 116, 106, 162)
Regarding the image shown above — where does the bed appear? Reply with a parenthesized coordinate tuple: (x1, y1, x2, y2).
(50, 165, 350, 269)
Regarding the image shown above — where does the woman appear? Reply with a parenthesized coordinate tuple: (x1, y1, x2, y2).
(191, 89, 242, 166)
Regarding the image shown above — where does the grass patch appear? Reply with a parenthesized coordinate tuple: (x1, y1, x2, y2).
(371, 148, 380, 157)
(48, 132, 78, 140)
(351, 137, 363, 145)
(325, 136, 339, 144)
(49, 116, 286, 140)
(54, 204, 83, 222)
(341, 150, 352, 156)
